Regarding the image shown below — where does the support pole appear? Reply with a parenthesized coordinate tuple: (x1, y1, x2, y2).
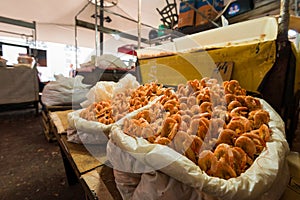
(259, 0, 296, 146)
(277, 0, 290, 42)
(137, 0, 142, 49)
(75, 1, 90, 69)
(75, 16, 78, 68)
(95, 0, 99, 66)
(100, 0, 104, 55)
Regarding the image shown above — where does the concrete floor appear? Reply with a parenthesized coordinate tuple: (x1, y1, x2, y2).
(0, 108, 85, 200)
(0, 104, 299, 200)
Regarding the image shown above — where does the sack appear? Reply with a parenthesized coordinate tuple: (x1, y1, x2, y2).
(67, 74, 140, 144)
(67, 109, 111, 144)
(108, 99, 290, 200)
(80, 73, 139, 108)
(41, 75, 90, 106)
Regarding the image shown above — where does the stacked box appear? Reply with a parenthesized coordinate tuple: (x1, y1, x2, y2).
(195, 0, 224, 26)
(178, 0, 195, 28)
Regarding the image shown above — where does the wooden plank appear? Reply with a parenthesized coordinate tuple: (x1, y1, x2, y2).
(49, 110, 73, 134)
(51, 109, 104, 175)
(60, 135, 104, 175)
(46, 105, 74, 111)
(50, 108, 118, 198)
(41, 110, 48, 121)
(80, 166, 122, 200)
(41, 109, 57, 142)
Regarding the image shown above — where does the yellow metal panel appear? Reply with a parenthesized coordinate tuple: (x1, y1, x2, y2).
(208, 41, 276, 91)
(139, 50, 217, 85)
(139, 41, 276, 91)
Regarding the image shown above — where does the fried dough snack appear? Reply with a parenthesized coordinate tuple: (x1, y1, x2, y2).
(80, 82, 170, 125)
(80, 100, 114, 125)
(129, 82, 168, 112)
(122, 78, 272, 180)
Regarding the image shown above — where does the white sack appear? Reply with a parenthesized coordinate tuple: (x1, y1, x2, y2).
(80, 81, 116, 108)
(67, 109, 111, 144)
(108, 99, 290, 200)
(80, 73, 139, 108)
(41, 74, 90, 106)
(68, 74, 140, 144)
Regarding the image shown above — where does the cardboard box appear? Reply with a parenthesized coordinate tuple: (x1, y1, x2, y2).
(195, 0, 223, 27)
(178, 0, 195, 28)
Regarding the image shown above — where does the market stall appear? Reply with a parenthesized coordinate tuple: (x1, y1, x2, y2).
(0, 66, 39, 113)
(77, 17, 299, 200)
(50, 76, 298, 200)
(137, 15, 299, 147)
(60, 75, 291, 199)
(45, 1, 300, 199)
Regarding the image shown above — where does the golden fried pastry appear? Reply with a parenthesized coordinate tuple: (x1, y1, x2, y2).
(121, 78, 272, 180)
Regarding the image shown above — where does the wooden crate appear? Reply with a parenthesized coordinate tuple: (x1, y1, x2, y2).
(41, 105, 73, 142)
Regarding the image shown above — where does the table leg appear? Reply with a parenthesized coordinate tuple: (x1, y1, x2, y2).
(59, 145, 78, 185)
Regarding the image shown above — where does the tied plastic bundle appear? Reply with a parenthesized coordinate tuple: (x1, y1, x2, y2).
(41, 74, 90, 106)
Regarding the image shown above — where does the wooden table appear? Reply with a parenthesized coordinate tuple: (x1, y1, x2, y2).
(49, 109, 300, 200)
(50, 110, 122, 200)
(81, 166, 123, 200)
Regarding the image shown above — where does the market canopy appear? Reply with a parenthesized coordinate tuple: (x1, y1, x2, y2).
(0, 0, 173, 49)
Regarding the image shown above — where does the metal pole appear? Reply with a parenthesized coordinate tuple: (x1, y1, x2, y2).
(33, 21, 37, 48)
(100, 0, 104, 55)
(95, 0, 99, 66)
(75, 1, 91, 69)
(100, 7, 155, 29)
(75, 16, 78, 69)
(137, 0, 141, 49)
(277, 0, 290, 41)
(295, 0, 298, 16)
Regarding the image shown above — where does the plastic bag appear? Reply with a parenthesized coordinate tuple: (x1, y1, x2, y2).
(108, 99, 290, 200)
(80, 81, 116, 108)
(80, 73, 139, 108)
(41, 74, 90, 106)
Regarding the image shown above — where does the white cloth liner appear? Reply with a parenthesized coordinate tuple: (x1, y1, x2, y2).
(107, 99, 290, 200)
(67, 97, 162, 144)
(67, 74, 141, 144)
(67, 109, 111, 144)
